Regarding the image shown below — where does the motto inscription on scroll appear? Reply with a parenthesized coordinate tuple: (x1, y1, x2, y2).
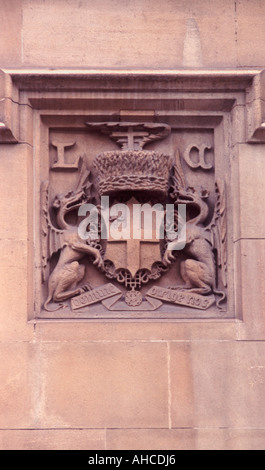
(39, 120, 228, 319)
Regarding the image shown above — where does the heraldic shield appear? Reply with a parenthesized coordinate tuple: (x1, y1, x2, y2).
(41, 120, 227, 317)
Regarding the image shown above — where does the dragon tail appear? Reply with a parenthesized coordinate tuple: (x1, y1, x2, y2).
(213, 288, 226, 311)
(43, 294, 64, 312)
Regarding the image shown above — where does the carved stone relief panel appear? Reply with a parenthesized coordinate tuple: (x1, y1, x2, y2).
(1, 69, 263, 322)
(37, 114, 230, 320)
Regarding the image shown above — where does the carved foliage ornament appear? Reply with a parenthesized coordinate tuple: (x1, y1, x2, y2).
(40, 121, 227, 316)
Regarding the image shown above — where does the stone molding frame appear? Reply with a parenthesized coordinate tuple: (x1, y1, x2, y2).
(2, 68, 265, 144)
(0, 68, 263, 322)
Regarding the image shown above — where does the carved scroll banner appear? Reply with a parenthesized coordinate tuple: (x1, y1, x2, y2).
(146, 286, 215, 310)
(71, 283, 163, 311)
(71, 283, 122, 310)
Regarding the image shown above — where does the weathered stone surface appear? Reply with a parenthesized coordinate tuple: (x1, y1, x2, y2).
(0, 239, 33, 341)
(34, 321, 236, 343)
(232, 144, 265, 240)
(107, 428, 265, 450)
(2, 425, 265, 450)
(0, 429, 105, 450)
(186, 0, 237, 67)
(236, 0, 265, 67)
(197, 428, 265, 451)
(0, 144, 32, 240)
(170, 341, 265, 428)
(0, 0, 22, 67)
(169, 342, 194, 428)
(1, 0, 265, 70)
(22, 0, 237, 68)
(107, 428, 196, 450)
(0, 344, 35, 429)
(22, 0, 185, 68)
(36, 342, 168, 428)
(236, 239, 265, 340)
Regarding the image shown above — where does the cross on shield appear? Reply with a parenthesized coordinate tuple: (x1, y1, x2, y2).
(102, 197, 164, 278)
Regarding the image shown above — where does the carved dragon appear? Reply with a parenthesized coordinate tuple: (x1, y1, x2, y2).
(163, 158, 227, 310)
(41, 163, 103, 311)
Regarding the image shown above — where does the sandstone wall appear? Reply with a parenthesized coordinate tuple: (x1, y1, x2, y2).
(0, 0, 265, 450)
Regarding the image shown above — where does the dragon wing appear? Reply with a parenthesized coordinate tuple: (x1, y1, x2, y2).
(171, 149, 186, 193)
(205, 179, 227, 287)
(40, 181, 66, 283)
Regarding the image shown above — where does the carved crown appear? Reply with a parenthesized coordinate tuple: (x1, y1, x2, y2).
(93, 150, 173, 197)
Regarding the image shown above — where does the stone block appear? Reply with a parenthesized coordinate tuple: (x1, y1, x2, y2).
(197, 428, 265, 450)
(0, 144, 32, 240)
(170, 341, 265, 428)
(0, 239, 34, 341)
(36, 342, 168, 428)
(34, 320, 236, 343)
(106, 428, 196, 450)
(0, 144, 34, 336)
(169, 343, 194, 428)
(107, 427, 265, 450)
(189, 0, 236, 67)
(232, 144, 265, 240)
(21, 0, 237, 69)
(236, 0, 265, 67)
(0, 429, 105, 450)
(0, 0, 22, 67)
(19, 104, 34, 146)
(0, 343, 35, 429)
(236, 239, 265, 340)
(22, 0, 185, 68)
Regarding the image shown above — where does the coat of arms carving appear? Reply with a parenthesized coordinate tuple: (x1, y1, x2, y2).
(40, 120, 227, 319)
